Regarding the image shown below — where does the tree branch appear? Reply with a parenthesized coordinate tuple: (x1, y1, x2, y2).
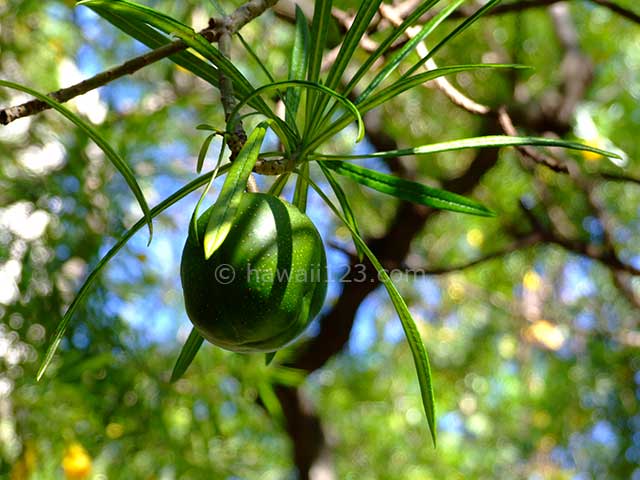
(446, 0, 640, 25)
(0, 0, 278, 126)
(0, 37, 203, 125)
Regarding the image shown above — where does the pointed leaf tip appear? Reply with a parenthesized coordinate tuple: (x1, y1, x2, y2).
(265, 351, 277, 366)
(171, 328, 205, 382)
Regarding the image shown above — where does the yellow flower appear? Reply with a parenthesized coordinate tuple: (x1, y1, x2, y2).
(62, 443, 92, 480)
(580, 137, 604, 162)
(10, 442, 37, 480)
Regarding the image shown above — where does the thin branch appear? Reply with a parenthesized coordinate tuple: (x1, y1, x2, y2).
(0, 38, 202, 125)
(216, 8, 260, 191)
(498, 107, 566, 171)
(217, 27, 247, 162)
(519, 188, 640, 277)
(498, 107, 640, 186)
(228, 0, 279, 32)
(0, 0, 278, 126)
(442, 0, 640, 25)
(590, 0, 640, 24)
(404, 232, 543, 275)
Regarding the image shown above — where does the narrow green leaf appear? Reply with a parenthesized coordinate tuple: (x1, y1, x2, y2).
(228, 80, 364, 145)
(170, 327, 205, 382)
(302, 172, 437, 446)
(81, 0, 244, 89)
(36, 165, 232, 381)
(344, 0, 441, 96)
(359, 64, 527, 113)
(324, 161, 494, 217)
(257, 380, 284, 421)
(268, 173, 291, 196)
(304, 0, 334, 136)
(203, 122, 269, 259)
(286, 6, 310, 124)
(325, 0, 382, 91)
(238, 32, 276, 83)
(307, 0, 333, 84)
(265, 351, 277, 366)
(318, 162, 364, 260)
(196, 124, 222, 132)
(305, 64, 527, 152)
(357, 0, 465, 102)
(84, 5, 221, 88)
(311, 135, 622, 161)
(0, 79, 153, 242)
(197, 133, 217, 174)
(314, 0, 446, 133)
(293, 163, 310, 213)
(406, 0, 502, 77)
(309, 0, 383, 140)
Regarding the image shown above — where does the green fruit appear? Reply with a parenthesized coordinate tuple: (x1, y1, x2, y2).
(180, 192, 328, 353)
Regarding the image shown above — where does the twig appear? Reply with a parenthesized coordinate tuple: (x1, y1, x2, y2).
(498, 107, 640, 185)
(497, 107, 566, 171)
(404, 232, 543, 275)
(519, 199, 640, 277)
(217, 27, 247, 161)
(590, 0, 640, 25)
(434, 0, 640, 26)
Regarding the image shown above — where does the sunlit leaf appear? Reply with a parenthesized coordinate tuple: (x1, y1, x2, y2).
(286, 6, 310, 124)
(311, 135, 622, 161)
(203, 122, 268, 259)
(344, 0, 441, 96)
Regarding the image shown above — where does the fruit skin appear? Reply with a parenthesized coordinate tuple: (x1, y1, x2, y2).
(180, 192, 327, 353)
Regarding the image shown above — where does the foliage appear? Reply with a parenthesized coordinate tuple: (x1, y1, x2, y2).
(1, 0, 639, 478)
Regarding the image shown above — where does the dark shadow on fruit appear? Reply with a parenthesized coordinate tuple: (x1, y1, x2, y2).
(263, 194, 293, 313)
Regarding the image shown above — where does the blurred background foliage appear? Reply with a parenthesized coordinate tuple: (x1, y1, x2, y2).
(1, 0, 640, 478)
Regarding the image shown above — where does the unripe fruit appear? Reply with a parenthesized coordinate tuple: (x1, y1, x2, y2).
(180, 193, 327, 353)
